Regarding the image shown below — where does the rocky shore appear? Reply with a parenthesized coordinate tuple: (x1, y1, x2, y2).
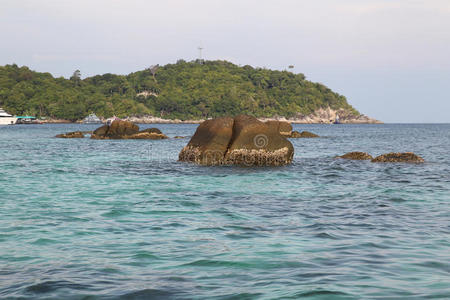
(122, 116, 202, 124)
(125, 107, 381, 124)
(43, 107, 381, 124)
(258, 107, 381, 124)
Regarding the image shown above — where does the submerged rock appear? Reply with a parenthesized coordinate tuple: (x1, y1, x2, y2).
(55, 131, 85, 138)
(179, 115, 294, 166)
(91, 120, 167, 140)
(337, 152, 373, 160)
(371, 152, 424, 163)
(289, 130, 319, 138)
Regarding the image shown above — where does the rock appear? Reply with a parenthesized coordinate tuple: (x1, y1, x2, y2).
(337, 152, 373, 160)
(179, 115, 294, 166)
(174, 136, 187, 139)
(106, 120, 139, 138)
(140, 128, 162, 134)
(289, 130, 319, 138)
(125, 132, 168, 139)
(55, 131, 85, 138)
(93, 125, 109, 136)
(371, 152, 424, 163)
(265, 120, 293, 136)
(179, 116, 235, 165)
(91, 120, 167, 140)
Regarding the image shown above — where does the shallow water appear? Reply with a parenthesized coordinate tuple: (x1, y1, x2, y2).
(1, 123, 449, 299)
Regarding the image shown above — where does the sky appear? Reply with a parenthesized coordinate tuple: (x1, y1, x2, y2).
(1, 0, 449, 123)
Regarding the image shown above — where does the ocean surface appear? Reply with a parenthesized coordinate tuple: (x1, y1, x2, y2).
(1, 123, 449, 299)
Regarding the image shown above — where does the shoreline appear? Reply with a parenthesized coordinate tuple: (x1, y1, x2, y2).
(40, 107, 382, 124)
(40, 119, 382, 125)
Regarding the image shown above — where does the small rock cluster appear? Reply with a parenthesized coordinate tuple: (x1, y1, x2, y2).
(337, 151, 424, 163)
(55, 120, 167, 140)
(371, 152, 424, 163)
(55, 131, 85, 138)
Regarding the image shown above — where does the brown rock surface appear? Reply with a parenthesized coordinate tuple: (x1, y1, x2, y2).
(91, 120, 166, 140)
(125, 132, 168, 139)
(106, 120, 139, 138)
(371, 152, 424, 163)
(337, 152, 373, 160)
(179, 117, 235, 165)
(140, 128, 162, 134)
(265, 120, 293, 136)
(289, 131, 319, 138)
(55, 131, 85, 138)
(179, 115, 294, 166)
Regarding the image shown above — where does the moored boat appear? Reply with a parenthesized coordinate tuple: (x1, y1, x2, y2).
(0, 108, 17, 125)
(16, 116, 40, 124)
(83, 113, 102, 124)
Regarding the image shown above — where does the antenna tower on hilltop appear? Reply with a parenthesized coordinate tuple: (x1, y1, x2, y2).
(198, 47, 203, 60)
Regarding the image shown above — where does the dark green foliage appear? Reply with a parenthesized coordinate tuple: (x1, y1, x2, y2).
(0, 61, 359, 121)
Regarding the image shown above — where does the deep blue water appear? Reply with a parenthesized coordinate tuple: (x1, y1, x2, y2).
(1, 123, 449, 299)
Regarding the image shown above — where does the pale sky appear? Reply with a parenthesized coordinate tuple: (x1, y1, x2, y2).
(1, 0, 449, 122)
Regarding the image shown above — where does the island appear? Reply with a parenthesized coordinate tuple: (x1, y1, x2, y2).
(0, 60, 380, 123)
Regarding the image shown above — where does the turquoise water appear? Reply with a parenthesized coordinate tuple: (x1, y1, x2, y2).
(1, 123, 449, 299)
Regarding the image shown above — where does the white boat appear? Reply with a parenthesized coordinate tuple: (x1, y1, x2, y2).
(0, 108, 17, 125)
(83, 113, 102, 124)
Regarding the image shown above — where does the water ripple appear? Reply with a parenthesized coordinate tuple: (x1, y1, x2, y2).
(0, 123, 449, 299)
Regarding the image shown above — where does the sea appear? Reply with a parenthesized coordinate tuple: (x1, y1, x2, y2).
(1, 123, 449, 299)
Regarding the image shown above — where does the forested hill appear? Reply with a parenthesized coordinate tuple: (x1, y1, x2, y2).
(0, 60, 359, 121)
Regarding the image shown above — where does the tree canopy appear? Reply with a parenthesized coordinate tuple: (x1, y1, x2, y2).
(0, 60, 359, 121)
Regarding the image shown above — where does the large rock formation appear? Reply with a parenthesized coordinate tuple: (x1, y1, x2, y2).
(179, 116, 235, 165)
(371, 152, 424, 163)
(337, 152, 373, 160)
(91, 120, 167, 140)
(179, 115, 294, 166)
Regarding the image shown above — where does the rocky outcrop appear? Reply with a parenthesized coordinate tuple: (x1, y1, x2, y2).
(371, 152, 424, 163)
(107, 107, 381, 124)
(91, 120, 168, 140)
(289, 131, 319, 138)
(259, 107, 381, 124)
(179, 116, 235, 165)
(337, 152, 373, 160)
(179, 115, 294, 166)
(55, 131, 85, 138)
(93, 125, 109, 136)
